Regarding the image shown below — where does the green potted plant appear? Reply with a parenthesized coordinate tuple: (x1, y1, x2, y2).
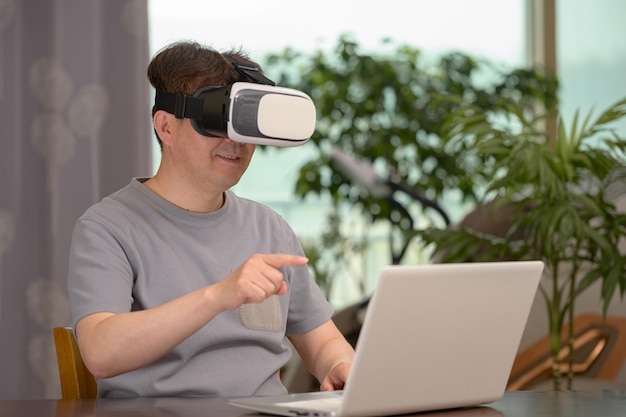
(419, 95, 626, 390)
(265, 35, 558, 294)
(266, 35, 626, 389)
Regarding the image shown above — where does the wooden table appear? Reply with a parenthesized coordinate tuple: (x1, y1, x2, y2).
(1, 390, 625, 417)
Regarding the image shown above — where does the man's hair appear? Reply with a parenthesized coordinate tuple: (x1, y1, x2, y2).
(147, 40, 263, 148)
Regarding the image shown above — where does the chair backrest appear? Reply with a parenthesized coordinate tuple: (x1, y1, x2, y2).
(53, 327, 98, 399)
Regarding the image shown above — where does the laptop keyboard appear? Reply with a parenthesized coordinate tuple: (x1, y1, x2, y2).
(275, 396, 343, 412)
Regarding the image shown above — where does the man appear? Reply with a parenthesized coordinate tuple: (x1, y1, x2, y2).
(67, 41, 354, 398)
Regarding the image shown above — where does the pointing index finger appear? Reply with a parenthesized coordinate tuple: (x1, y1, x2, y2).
(262, 254, 309, 269)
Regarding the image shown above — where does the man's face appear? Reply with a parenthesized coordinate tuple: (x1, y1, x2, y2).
(168, 117, 256, 192)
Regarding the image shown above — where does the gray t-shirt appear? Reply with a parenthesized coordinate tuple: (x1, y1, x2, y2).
(68, 178, 333, 398)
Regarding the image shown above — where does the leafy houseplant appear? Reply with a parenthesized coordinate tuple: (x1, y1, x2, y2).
(264, 35, 558, 296)
(420, 95, 626, 390)
(265, 35, 626, 389)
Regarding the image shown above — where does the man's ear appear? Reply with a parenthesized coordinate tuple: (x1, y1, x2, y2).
(153, 110, 175, 146)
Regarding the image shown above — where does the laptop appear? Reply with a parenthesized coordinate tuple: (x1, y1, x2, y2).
(229, 261, 544, 417)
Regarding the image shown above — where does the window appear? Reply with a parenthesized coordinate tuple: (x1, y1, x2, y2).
(556, 0, 626, 135)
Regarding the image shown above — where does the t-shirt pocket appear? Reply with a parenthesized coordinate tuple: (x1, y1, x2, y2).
(240, 295, 282, 332)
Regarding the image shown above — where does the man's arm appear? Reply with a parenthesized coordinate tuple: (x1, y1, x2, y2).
(76, 285, 223, 379)
(76, 253, 307, 379)
(288, 320, 355, 391)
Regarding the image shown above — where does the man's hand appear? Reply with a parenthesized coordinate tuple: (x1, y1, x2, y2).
(289, 321, 355, 393)
(216, 254, 308, 310)
(320, 361, 351, 391)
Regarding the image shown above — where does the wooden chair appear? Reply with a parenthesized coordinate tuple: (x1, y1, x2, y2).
(507, 313, 626, 390)
(53, 327, 98, 399)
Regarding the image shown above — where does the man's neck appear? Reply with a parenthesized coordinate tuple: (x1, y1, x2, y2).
(142, 174, 225, 213)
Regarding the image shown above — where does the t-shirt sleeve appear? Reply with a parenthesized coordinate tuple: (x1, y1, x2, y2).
(68, 216, 135, 327)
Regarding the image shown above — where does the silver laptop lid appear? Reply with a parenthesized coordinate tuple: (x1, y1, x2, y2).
(339, 261, 543, 416)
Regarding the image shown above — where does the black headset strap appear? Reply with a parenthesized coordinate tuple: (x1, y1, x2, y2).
(154, 57, 275, 119)
(154, 90, 204, 120)
(225, 56, 276, 86)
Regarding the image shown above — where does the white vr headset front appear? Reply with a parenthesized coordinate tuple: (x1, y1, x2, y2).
(154, 81, 316, 147)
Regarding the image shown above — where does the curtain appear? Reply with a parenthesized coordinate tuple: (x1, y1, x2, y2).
(0, 0, 151, 399)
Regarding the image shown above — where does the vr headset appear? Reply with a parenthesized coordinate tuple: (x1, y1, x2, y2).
(153, 59, 316, 147)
